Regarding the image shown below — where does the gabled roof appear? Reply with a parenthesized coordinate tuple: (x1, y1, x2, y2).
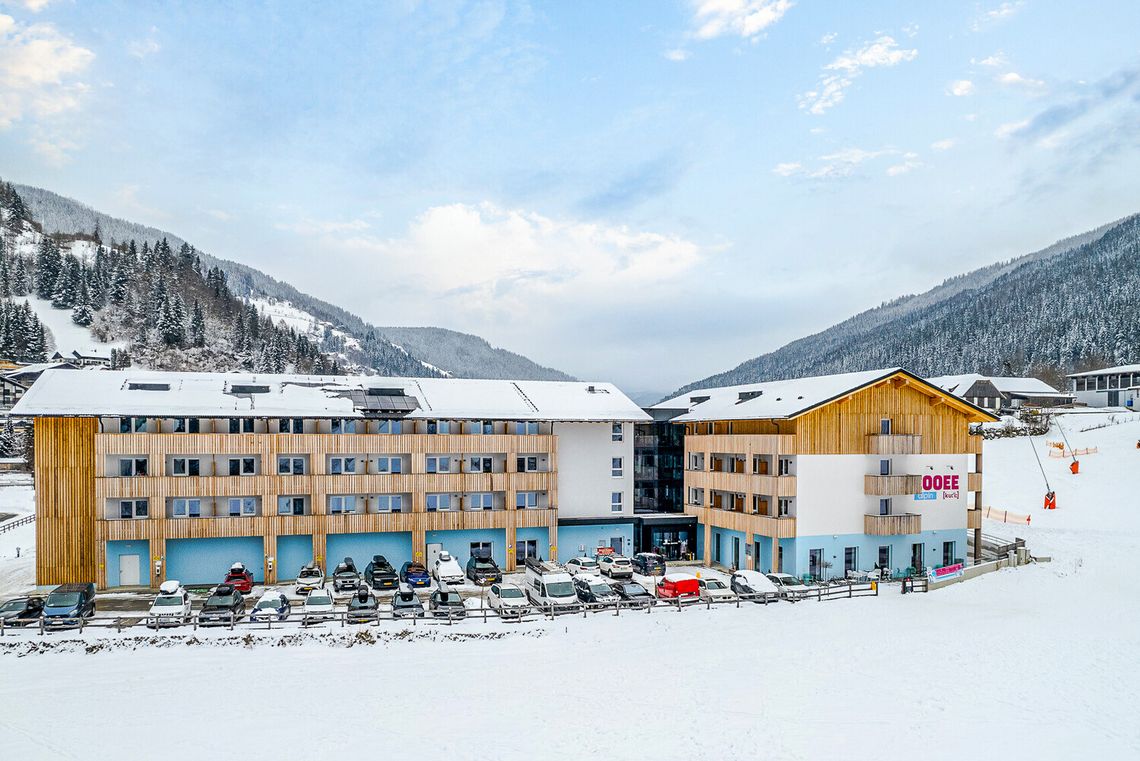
(11, 370, 651, 422)
(660, 368, 997, 423)
(1067, 364, 1140, 377)
(927, 374, 1067, 397)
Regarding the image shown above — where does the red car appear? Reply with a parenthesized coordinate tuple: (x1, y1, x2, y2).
(656, 573, 699, 600)
(223, 562, 255, 593)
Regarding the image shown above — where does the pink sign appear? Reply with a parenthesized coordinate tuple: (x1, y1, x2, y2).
(931, 562, 964, 579)
(921, 474, 960, 491)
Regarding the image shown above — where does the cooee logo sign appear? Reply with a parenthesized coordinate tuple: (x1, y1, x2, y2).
(921, 474, 959, 491)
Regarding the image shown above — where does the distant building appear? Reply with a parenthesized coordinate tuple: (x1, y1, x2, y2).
(1066, 364, 1140, 408)
(51, 348, 112, 367)
(928, 374, 1073, 412)
(631, 405, 693, 559)
(0, 362, 80, 414)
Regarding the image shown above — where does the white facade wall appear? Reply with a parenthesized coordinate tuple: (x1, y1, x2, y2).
(553, 421, 634, 519)
(794, 453, 971, 537)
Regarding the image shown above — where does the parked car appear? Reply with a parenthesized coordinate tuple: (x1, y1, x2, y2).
(0, 596, 43, 626)
(432, 551, 465, 586)
(632, 553, 666, 576)
(612, 581, 654, 606)
(487, 583, 529, 618)
(198, 583, 245, 626)
(465, 554, 502, 585)
(565, 556, 600, 576)
(428, 583, 467, 619)
(250, 591, 291, 622)
(223, 562, 255, 594)
(147, 580, 191, 627)
(332, 557, 361, 593)
(597, 554, 634, 579)
(697, 577, 736, 602)
(573, 574, 620, 604)
(302, 588, 336, 624)
(400, 561, 431, 589)
(655, 572, 700, 601)
(391, 584, 426, 619)
(766, 573, 816, 601)
(730, 570, 781, 601)
(42, 583, 96, 628)
(295, 564, 325, 595)
(346, 586, 379, 623)
(365, 555, 400, 590)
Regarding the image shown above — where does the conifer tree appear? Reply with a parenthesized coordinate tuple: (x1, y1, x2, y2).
(189, 300, 206, 347)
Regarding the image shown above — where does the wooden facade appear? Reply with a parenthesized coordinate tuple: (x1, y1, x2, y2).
(34, 417, 97, 586)
(863, 474, 924, 496)
(863, 513, 923, 536)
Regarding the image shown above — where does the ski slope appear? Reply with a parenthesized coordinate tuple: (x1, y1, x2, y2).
(0, 416, 1138, 759)
(24, 297, 127, 358)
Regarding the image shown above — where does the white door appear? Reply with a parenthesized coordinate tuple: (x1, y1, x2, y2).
(427, 543, 443, 573)
(119, 554, 140, 586)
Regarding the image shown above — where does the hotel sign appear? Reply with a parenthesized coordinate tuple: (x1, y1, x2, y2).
(913, 474, 961, 501)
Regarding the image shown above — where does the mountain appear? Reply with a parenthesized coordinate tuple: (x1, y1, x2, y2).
(671, 213, 1140, 396)
(8, 182, 573, 380)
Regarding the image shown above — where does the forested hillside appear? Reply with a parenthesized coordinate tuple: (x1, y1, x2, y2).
(673, 213, 1140, 396)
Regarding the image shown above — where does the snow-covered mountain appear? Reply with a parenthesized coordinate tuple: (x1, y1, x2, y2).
(8, 182, 573, 380)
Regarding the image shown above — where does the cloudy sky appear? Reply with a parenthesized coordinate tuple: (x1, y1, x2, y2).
(3, 1, 1139, 391)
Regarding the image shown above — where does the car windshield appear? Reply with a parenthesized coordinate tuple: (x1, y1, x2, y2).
(474, 561, 496, 570)
(405, 564, 426, 574)
(545, 582, 574, 597)
(579, 560, 597, 567)
(435, 592, 462, 604)
(614, 559, 631, 565)
(206, 593, 237, 607)
(396, 593, 419, 604)
(706, 580, 727, 590)
(256, 599, 280, 609)
(349, 597, 374, 609)
(308, 594, 332, 605)
(46, 592, 80, 608)
(0, 600, 25, 612)
(153, 596, 184, 607)
(624, 584, 647, 596)
(589, 584, 612, 596)
(499, 587, 524, 599)
(299, 570, 320, 579)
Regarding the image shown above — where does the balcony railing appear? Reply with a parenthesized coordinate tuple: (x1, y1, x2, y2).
(866, 434, 923, 455)
(967, 508, 982, 530)
(864, 474, 924, 496)
(864, 513, 922, 535)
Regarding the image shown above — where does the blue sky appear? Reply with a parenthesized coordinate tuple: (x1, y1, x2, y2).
(3, 1, 1139, 391)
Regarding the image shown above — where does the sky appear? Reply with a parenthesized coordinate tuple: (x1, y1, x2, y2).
(2, 1, 1139, 392)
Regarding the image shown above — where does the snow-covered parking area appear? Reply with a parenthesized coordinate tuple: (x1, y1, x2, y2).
(1, 418, 1139, 759)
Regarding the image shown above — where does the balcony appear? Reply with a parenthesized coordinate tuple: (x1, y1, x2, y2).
(866, 434, 922, 455)
(968, 472, 983, 491)
(684, 504, 797, 539)
(967, 508, 982, 530)
(864, 513, 922, 535)
(864, 474, 923, 496)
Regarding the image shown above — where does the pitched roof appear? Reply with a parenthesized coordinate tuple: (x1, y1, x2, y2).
(1067, 364, 1140, 377)
(11, 370, 651, 422)
(927, 374, 1067, 397)
(658, 368, 996, 423)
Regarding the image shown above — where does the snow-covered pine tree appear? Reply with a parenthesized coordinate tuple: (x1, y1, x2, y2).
(189, 300, 206, 347)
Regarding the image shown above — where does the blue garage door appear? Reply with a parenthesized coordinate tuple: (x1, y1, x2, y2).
(326, 532, 413, 570)
(277, 535, 314, 580)
(166, 536, 264, 586)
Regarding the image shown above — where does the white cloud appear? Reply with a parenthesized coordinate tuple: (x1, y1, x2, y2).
(0, 13, 94, 129)
(663, 48, 690, 62)
(29, 134, 77, 165)
(276, 217, 371, 235)
(947, 79, 975, 96)
(972, 51, 1008, 67)
(819, 32, 837, 45)
(972, 1, 1025, 31)
(901, 22, 919, 38)
(931, 138, 957, 151)
(886, 152, 922, 176)
(997, 71, 1046, 90)
(798, 35, 917, 114)
(128, 36, 160, 59)
(205, 209, 233, 222)
(995, 119, 1029, 138)
(15, 0, 52, 11)
(691, 0, 794, 41)
(774, 146, 910, 179)
(963, 113, 978, 122)
(771, 162, 803, 177)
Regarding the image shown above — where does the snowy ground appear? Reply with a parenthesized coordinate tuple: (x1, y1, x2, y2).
(1, 417, 1139, 759)
(25, 296, 127, 357)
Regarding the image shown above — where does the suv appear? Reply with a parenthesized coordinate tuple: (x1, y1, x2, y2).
(250, 591, 291, 622)
(573, 574, 619, 604)
(598, 554, 633, 579)
(428, 583, 467, 619)
(432, 551, 465, 586)
(391, 584, 426, 619)
(198, 584, 245, 626)
(0, 596, 43, 626)
(632, 553, 666, 576)
(697, 577, 736, 602)
(565, 557, 600, 576)
(612, 581, 654, 607)
(302, 588, 336, 624)
(43, 583, 96, 628)
(730, 570, 780, 601)
(766, 572, 815, 601)
(147, 580, 191, 627)
(365, 555, 399, 590)
(465, 554, 502, 586)
(346, 586, 379, 623)
(400, 561, 431, 589)
(295, 564, 325, 595)
(223, 562, 255, 594)
(332, 557, 361, 593)
(487, 583, 529, 618)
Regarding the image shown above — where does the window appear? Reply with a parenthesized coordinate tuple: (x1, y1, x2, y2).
(516, 491, 540, 509)
(688, 452, 705, 470)
(880, 418, 892, 435)
(119, 458, 148, 477)
(426, 420, 450, 434)
(942, 541, 956, 567)
(514, 421, 539, 435)
(329, 495, 358, 514)
(277, 496, 306, 515)
(330, 418, 357, 434)
(278, 418, 305, 433)
(778, 498, 793, 517)
(688, 487, 705, 506)
(426, 493, 452, 512)
(426, 456, 451, 474)
(171, 418, 200, 434)
(228, 418, 255, 434)
(844, 547, 858, 574)
(119, 499, 148, 519)
(878, 545, 891, 570)
(516, 456, 539, 472)
(172, 458, 201, 477)
(172, 498, 202, 518)
(611, 457, 623, 477)
(470, 541, 492, 558)
(329, 456, 357, 475)
(375, 419, 402, 434)
(778, 458, 793, 476)
(119, 417, 148, 433)
(228, 457, 256, 476)
(228, 497, 257, 516)
(879, 459, 891, 476)
(879, 498, 892, 516)
(278, 457, 306, 475)
(375, 494, 403, 513)
(611, 492, 623, 512)
(375, 456, 402, 474)
(467, 492, 494, 510)
(468, 456, 493, 473)
(611, 422, 623, 441)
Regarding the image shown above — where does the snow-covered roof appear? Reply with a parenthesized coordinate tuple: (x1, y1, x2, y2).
(1067, 364, 1140, 377)
(927, 374, 1067, 397)
(3, 361, 78, 380)
(11, 370, 651, 422)
(661, 368, 991, 423)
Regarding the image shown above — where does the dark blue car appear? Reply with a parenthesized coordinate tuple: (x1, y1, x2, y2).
(250, 591, 291, 622)
(400, 561, 431, 588)
(43, 583, 96, 629)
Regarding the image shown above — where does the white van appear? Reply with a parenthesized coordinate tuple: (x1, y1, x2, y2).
(523, 558, 578, 612)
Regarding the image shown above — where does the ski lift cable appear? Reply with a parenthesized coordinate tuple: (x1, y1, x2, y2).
(1055, 416, 1078, 462)
(1028, 430, 1051, 492)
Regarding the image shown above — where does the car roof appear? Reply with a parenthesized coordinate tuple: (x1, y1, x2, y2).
(51, 583, 93, 592)
(257, 591, 285, 602)
(576, 574, 608, 584)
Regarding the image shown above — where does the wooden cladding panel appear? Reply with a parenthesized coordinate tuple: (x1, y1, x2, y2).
(35, 417, 98, 586)
(968, 472, 983, 492)
(966, 508, 982, 530)
(684, 505, 797, 539)
(863, 513, 923, 536)
(863, 474, 924, 496)
(866, 434, 923, 455)
(684, 470, 797, 498)
(684, 434, 797, 457)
